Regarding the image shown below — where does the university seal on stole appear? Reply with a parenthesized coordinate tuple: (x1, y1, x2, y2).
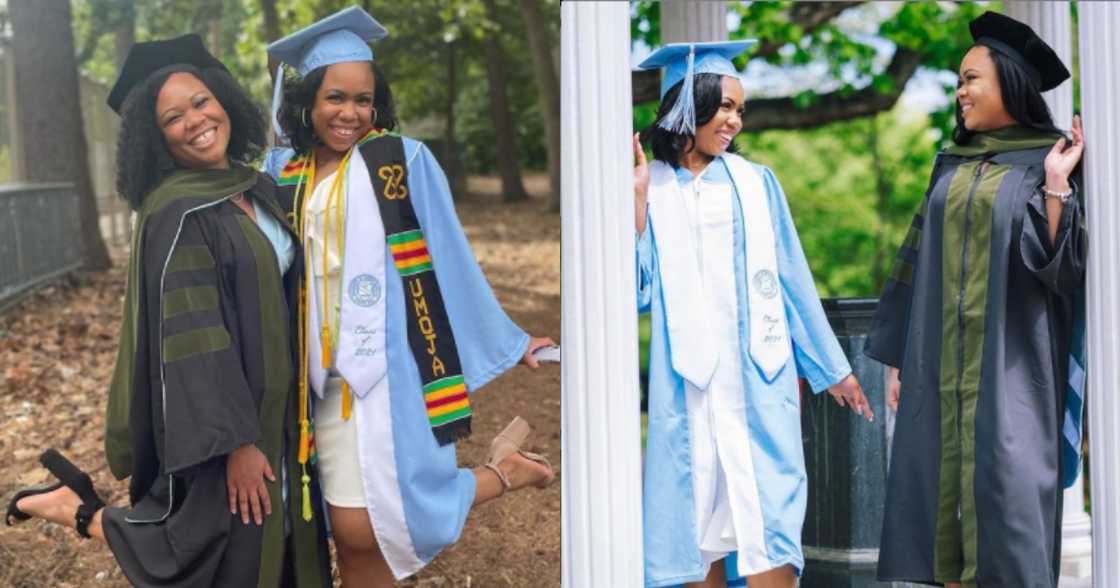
(348, 274, 381, 307)
(752, 269, 779, 300)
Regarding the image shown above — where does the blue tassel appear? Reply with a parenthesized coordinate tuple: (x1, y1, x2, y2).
(270, 64, 286, 142)
(658, 45, 697, 136)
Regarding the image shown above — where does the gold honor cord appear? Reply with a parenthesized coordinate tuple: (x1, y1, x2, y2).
(293, 143, 366, 522)
(319, 149, 350, 370)
(294, 153, 314, 522)
(337, 148, 353, 421)
(319, 148, 356, 421)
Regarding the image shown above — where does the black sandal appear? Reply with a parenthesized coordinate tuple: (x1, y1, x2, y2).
(5, 481, 63, 526)
(37, 449, 106, 539)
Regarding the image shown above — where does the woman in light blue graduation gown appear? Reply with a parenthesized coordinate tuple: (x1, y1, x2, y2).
(633, 42, 873, 588)
(261, 6, 555, 586)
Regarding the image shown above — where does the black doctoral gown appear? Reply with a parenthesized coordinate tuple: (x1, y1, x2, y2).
(864, 127, 1086, 588)
(101, 166, 331, 588)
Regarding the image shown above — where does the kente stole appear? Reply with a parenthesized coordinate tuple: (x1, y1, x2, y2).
(277, 131, 471, 448)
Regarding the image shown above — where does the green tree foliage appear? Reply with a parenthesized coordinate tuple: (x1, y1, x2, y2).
(69, 0, 554, 176)
(738, 109, 937, 297)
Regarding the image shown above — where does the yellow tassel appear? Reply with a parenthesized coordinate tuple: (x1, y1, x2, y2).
(301, 468, 312, 522)
(341, 380, 352, 421)
(320, 326, 332, 369)
(298, 420, 310, 464)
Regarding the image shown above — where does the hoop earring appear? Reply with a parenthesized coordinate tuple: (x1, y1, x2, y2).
(301, 108, 310, 128)
(371, 107, 378, 127)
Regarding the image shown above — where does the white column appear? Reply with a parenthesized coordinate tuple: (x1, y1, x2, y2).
(1002, 4, 1092, 582)
(1003, 2, 1074, 129)
(661, 1, 727, 43)
(561, 3, 644, 588)
(1079, 3, 1120, 585)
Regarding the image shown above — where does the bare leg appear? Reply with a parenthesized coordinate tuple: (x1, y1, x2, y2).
(472, 452, 554, 507)
(947, 584, 963, 588)
(14, 485, 105, 542)
(684, 558, 728, 588)
(329, 505, 395, 588)
(745, 564, 797, 588)
(326, 451, 552, 585)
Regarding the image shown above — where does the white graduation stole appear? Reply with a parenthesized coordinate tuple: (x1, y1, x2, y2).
(647, 156, 790, 386)
(648, 160, 719, 390)
(723, 155, 790, 380)
(305, 154, 389, 399)
(335, 154, 390, 398)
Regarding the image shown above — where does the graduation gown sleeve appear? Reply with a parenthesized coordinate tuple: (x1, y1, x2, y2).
(261, 146, 295, 180)
(863, 205, 922, 371)
(406, 140, 530, 392)
(760, 165, 850, 392)
(637, 222, 655, 313)
(1020, 179, 1086, 296)
(864, 156, 949, 370)
(142, 209, 259, 474)
(1020, 175, 1088, 490)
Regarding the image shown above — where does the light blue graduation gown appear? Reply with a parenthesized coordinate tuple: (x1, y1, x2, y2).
(637, 155, 851, 587)
(265, 137, 529, 578)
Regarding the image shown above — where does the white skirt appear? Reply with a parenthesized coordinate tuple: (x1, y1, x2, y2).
(314, 377, 367, 508)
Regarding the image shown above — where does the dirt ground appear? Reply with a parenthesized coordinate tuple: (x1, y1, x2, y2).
(0, 175, 560, 588)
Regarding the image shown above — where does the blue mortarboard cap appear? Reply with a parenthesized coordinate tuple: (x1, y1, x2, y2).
(637, 41, 756, 135)
(267, 5, 388, 76)
(266, 5, 388, 140)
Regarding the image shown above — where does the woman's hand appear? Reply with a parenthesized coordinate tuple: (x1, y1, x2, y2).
(520, 336, 558, 368)
(1043, 114, 1084, 192)
(634, 133, 650, 235)
(886, 366, 901, 412)
(827, 373, 874, 422)
(226, 444, 275, 526)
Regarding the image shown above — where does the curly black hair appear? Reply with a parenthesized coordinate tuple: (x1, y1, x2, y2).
(115, 63, 267, 210)
(640, 73, 740, 168)
(278, 61, 398, 154)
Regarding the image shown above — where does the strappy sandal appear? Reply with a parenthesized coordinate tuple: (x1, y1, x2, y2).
(6, 481, 63, 526)
(36, 449, 106, 539)
(483, 417, 555, 495)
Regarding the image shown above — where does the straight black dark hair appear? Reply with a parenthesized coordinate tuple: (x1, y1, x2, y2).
(640, 73, 739, 167)
(953, 43, 1066, 145)
(278, 61, 398, 154)
(115, 64, 267, 210)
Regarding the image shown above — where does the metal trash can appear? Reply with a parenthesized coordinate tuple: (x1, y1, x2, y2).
(798, 298, 923, 588)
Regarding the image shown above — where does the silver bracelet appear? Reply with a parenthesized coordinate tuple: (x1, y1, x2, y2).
(1042, 186, 1073, 203)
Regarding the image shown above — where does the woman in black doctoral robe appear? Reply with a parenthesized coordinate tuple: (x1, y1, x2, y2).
(865, 12, 1086, 588)
(4, 35, 331, 588)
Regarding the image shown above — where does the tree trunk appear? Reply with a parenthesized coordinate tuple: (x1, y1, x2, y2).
(481, 0, 529, 202)
(114, 3, 135, 71)
(208, 17, 221, 58)
(444, 40, 467, 198)
(518, 0, 560, 211)
(9, 0, 111, 271)
(260, 0, 281, 41)
(259, 0, 282, 74)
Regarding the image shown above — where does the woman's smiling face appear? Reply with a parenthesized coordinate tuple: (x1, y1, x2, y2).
(155, 72, 231, 170)
(311, 61, 376, 156)
(692, 75, 744, 159)
(957, 45, 1015, 132)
